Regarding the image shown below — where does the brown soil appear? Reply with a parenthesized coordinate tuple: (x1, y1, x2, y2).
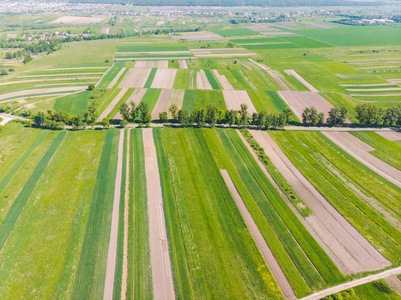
(278, 91, 333, 121)
(284, 70, 319, 92)
(222, 90, 257, 114)
(143, 129, 175, 300)
(196, 70, 212, 90)
(251, 131, 391, 274)
(213, 70, 234, 90)
(376, 131, 401, 141)
(0, 86, 86, 100)
(134, 60, 168, 69)
(152, 89, 172, 119)
(178, 60, 188, 69)
(220, 169, 296, 300)
(97, 88, 128, 121)
(108, 67, 126, 89)
(103, 129, 125, 300)
(151, 69, 177, 89)
(118, 68, 151, 88)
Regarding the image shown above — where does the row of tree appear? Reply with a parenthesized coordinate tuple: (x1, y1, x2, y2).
(302, 106, 348, 127)
(355, 104, 401, 127)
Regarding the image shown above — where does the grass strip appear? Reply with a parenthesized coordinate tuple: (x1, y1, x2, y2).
(113, 130, 128, 300)
(144, 68, 157, 88)
(127, 129, 153, 299)
(97, 88, 120, 118)
(73, 130, 119, 299)
(0, 131, 66, 252)
(182, 89, 196, 113)
(203, 69, 220, 90)
(98, 67, 123, 89)
(203, 129, 310, 297)
(140, 88, 162, 113)
(231, 70, 252, 90)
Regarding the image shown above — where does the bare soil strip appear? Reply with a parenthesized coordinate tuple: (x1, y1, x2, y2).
(251, 131, 390, 274)
(376, 131, 401, 141)
(197, 70, 213, 90)
(346, 87, 401, 92)
(261, 32, 295, 36)
(121, 129, 130, 300)
(50, 16, 105, 24)
(114, 88, 147, 120)
(248, 59, 290, 91)
(192, 48, 247, 52)
(0, 86, 86, 100)
(34, 82, 97, 87)
(350, 93, 401, 97)
(220, 169, 296, 300)
(389, 79, 401, 84)
(134, 60, 168, 69)
(116, 51, 191, 55)
(222, 90, 257, 114)
(349, 61, 401, 65)
(194, 53, 257, 58)
(103, 129, 124, 300)
(172, 31, 223, 40)
(357, 65, 400, 69)
(101, 27, 110, 34)
(278, 91, 333, 120)
(178, 60, 188, 69)
(97, 88, 128, 121)
(107, 68, 126, 89)
(284, 70, 319, 92)
(299, 266, 401, 300)
(323, 132, 401, 188)
(20, 73, 103, 78)
(45, 67, 109, 70)
(151, 69, 177, 89)
(118, 68, 151, 88)
(307, 23, 331, 29)
(213, 70, 234, 90)
(386, 276, 401, 297)
(143, 129, 175, 300)
(341, 83, 395, 87)
(152, 89, 172, 119)
(166, 89, 185, 117)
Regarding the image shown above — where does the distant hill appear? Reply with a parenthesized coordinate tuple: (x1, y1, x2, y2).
(67, 0, 381, 7)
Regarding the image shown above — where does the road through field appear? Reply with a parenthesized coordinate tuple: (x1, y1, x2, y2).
(323, 132, 401, 188)
(250, 131, 391, 274)
(143, 129, 175, 300)
(103, 129, 124, 300)
(220, 169, 296, 300)
(299, 266, 401, 300)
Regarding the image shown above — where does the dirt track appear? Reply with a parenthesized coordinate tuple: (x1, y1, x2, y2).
(108, 68, 126, 89)
(323, 132, 401, 188)
(222, 90, 257, 114)
(103, 129, 124, 300)
(178, 60, 188, 69)
(143, 129, 175, 300)
(251, 131, 391, 274)
(300, 266, 401, 300)
(152, 89, 172, 119)
(284, 70, 319, 92)
(278, 91, 333, 120)
(220, 169, 296, 300)
(119, 68, 151, 88)
(377, 131, 401, 141)
(213, 70, 233, 90)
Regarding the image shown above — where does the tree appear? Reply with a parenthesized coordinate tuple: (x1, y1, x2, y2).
(240, 104, 248, 128)
(143, 113, 152, 126)
(169, 104, 179, 121)
(284, 108, 293, 124)
(317, 112, 325, 126)
(120, 119, 128, 128)
(101, 118, 110, 129)
(257, 111, 267, 129)
(88, 102, 98, 122)
(278, 112, 288, 129)
(355, 104, 384, 127)
(194, 108, 206, 127)
(119, 103, 131, 120)
(206, 104, 217, 127)
(137, 102, 149, 121)
(327, 107, 348, 127)
(159, 111, 168, 123)
(384, 106, 401, 126)
(251, 112, 258, 125)
(130, 101, 137, 121)
(34, 111, 46, 127)
(227, 110, 237, 128)
(302, 107, 319, 126)
(88, 84, 95, 90)
(178, 108, 189, 126)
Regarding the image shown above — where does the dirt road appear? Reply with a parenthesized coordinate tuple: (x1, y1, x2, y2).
(143, 129, 175, 300)
(221, 169, 296, 300)
(250, 131, 391, 274)
(103, 129, 125, 300)
(299, 266, 401, 300)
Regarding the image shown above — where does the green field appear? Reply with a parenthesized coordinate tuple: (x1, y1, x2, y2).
(271, 131, 401, 264)
(140, 88, 162, 112)
(144, 68, 157, 88)
(173, 69, 190, 89)
(182, 89, 196, 113)
(203, 69, 221, 89)
(243, 43, 302, 50)
(212, 28, 261, 37)
(116, 44, 189, 52)
(109, 88, 135, 119)
(73, 130, 119, 299)
(54, 90, 91, 115)
(153, 128, 284, 299)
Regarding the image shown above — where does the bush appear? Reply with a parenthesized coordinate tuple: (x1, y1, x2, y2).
(88, 84, 95, 90)
(1, 69, 8, 76)
(120, 119, 128, 128)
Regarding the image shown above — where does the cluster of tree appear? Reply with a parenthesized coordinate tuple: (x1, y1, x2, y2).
(355, 104, 401, 127)
(68, 0, 381, 7)
(118, 101, 152, 125)
(157, 104, 293, 129)
(4, 40, 60, 62)
(33, 102, 98, 130)
(302, 106, 348, 127)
